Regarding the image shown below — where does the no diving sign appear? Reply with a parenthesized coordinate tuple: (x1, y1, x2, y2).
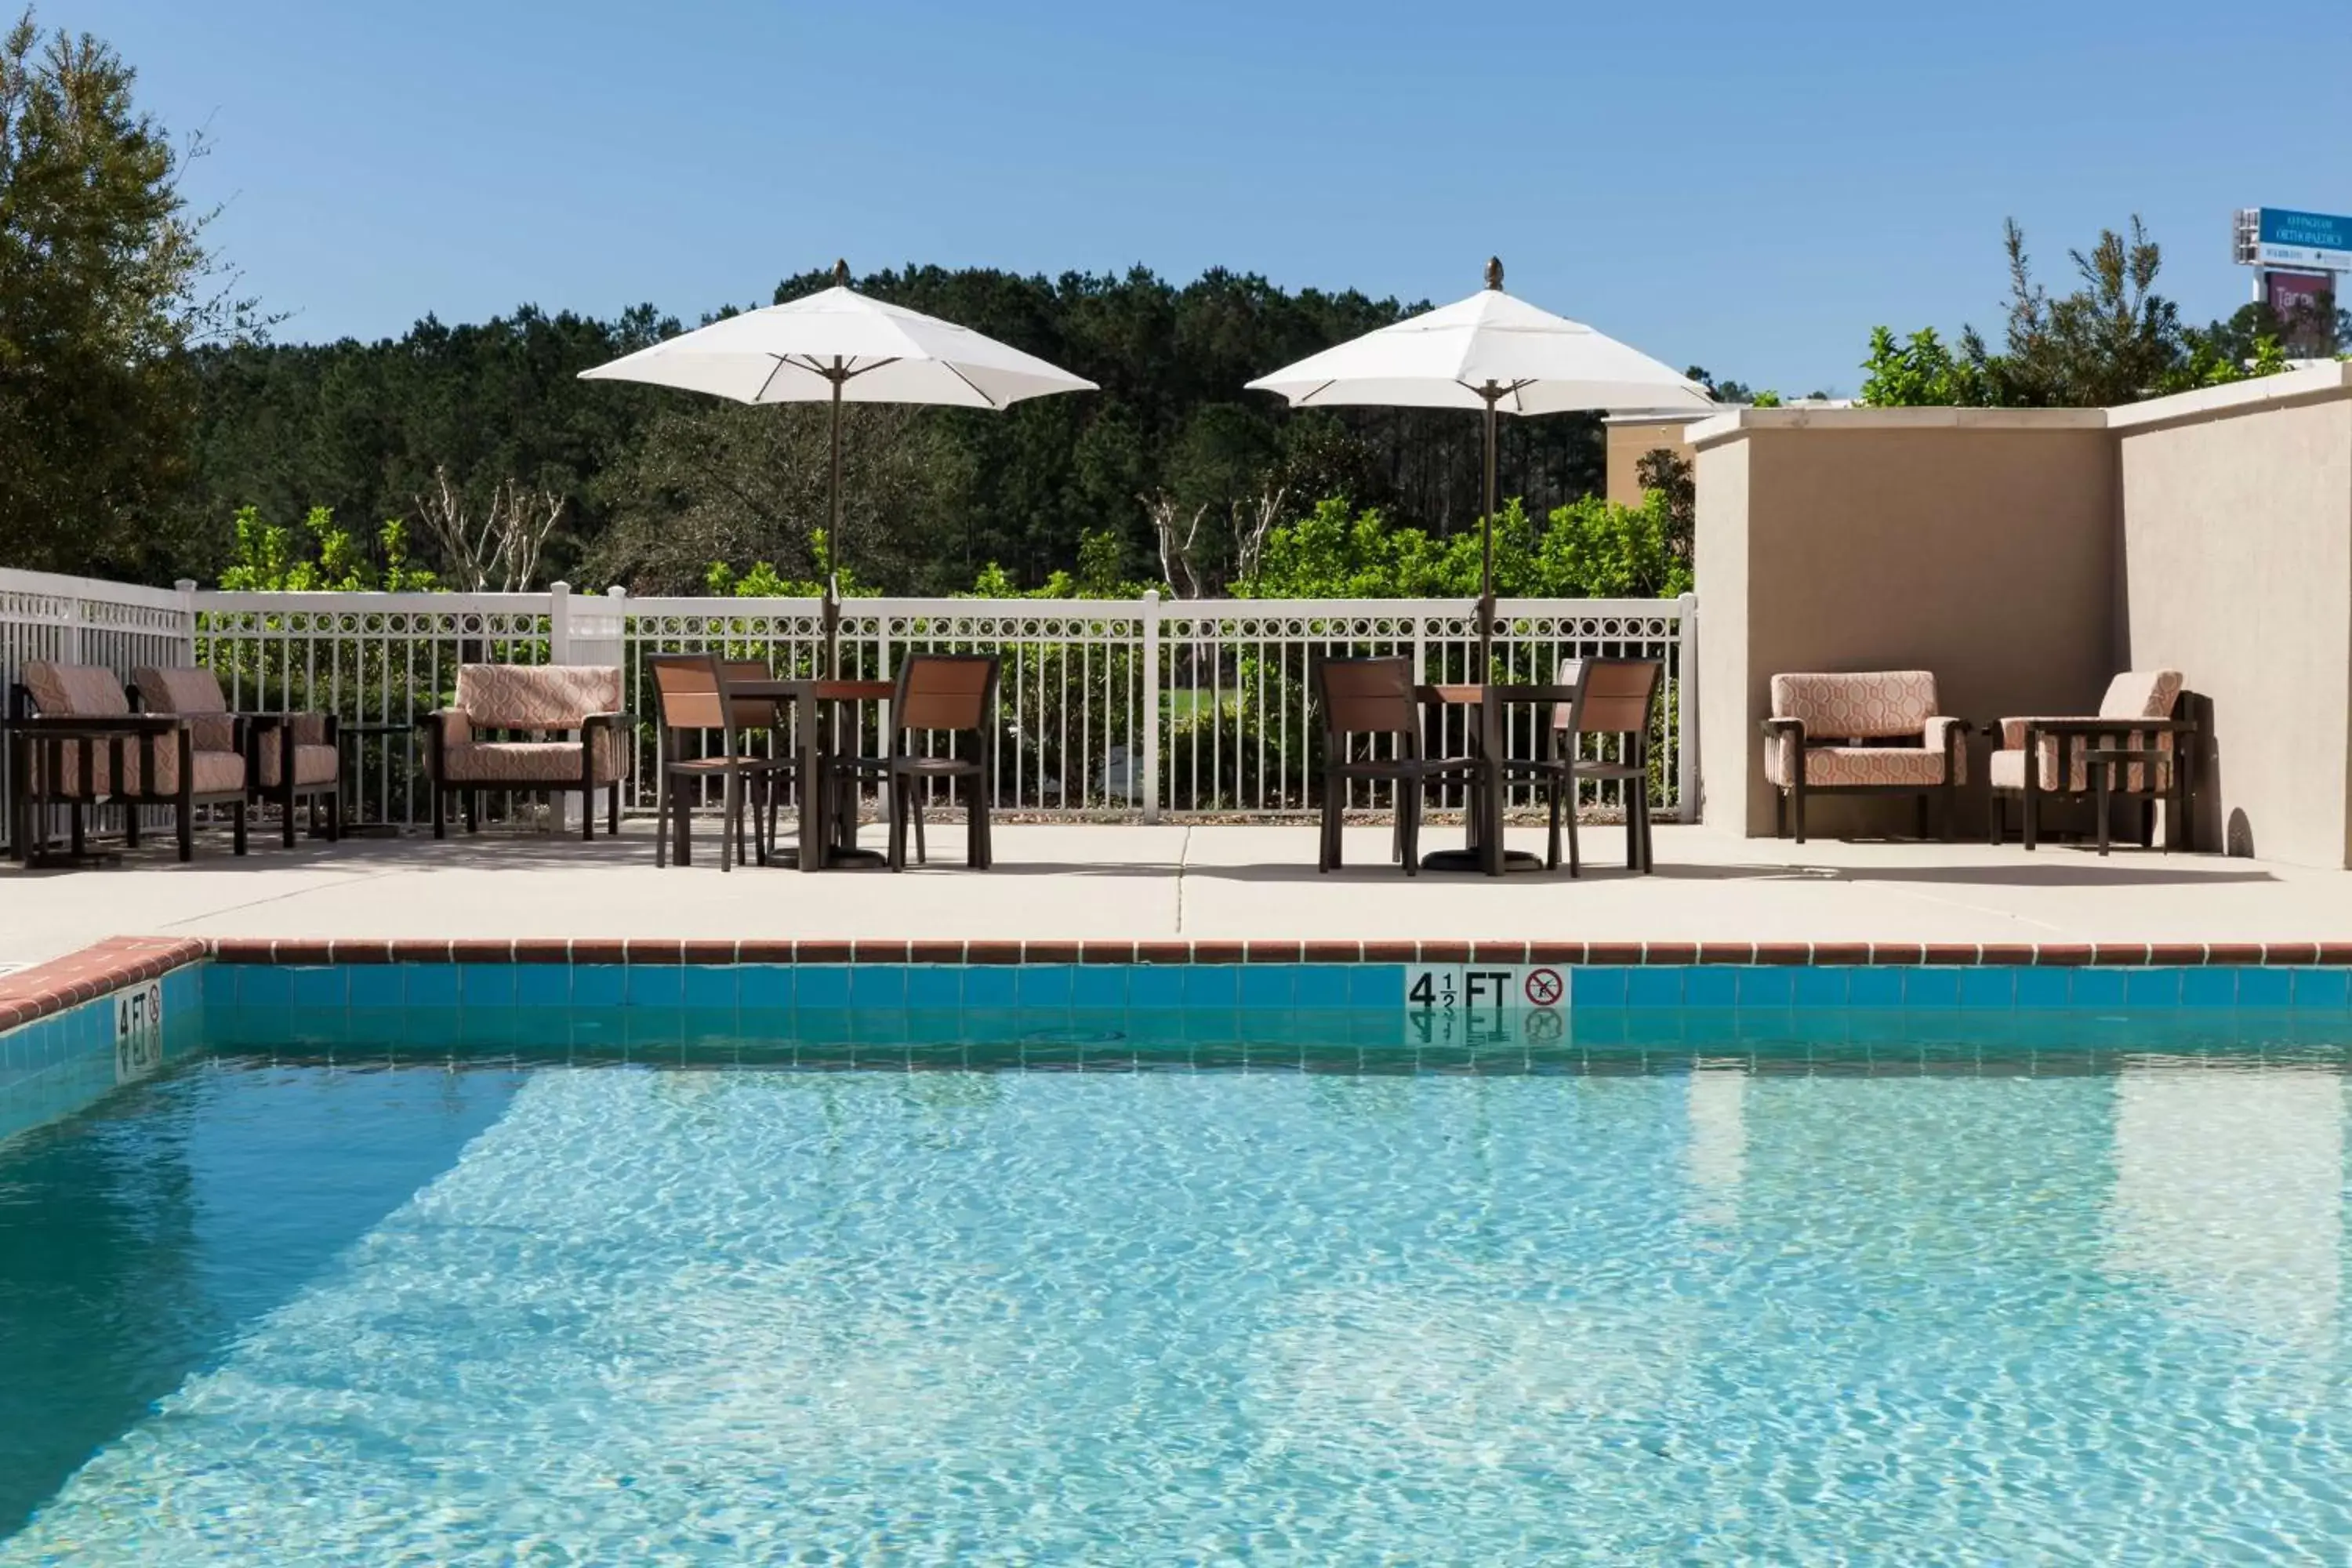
(1404, 964, 1567, 1012)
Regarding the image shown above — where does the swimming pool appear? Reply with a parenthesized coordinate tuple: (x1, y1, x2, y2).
(5, 966, 2352, 1561)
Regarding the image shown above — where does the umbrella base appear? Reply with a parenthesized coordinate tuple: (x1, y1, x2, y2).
(1418, 848, 1547, 876)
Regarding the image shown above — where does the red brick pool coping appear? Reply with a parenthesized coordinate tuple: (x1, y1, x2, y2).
(7, 935, 2352, 1036)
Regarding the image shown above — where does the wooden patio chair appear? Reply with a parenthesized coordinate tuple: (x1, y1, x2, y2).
(1511, 657, 1661, 877)
(871, 654, 998, 872)
(132, 665, 340, 848)
(6, 660, 248, 863)
(1313, 656, 1483, 877)
(648, 653, 794, 870)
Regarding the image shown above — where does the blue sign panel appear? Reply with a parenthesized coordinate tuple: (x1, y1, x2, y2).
(2253, 208, 2352, 272)
(2259, 209, 2352, 252)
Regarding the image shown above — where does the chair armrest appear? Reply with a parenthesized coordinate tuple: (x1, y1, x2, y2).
(2020, 717, 2197, 736)
(1923, 716, 1967, 748)
(1759, 717, 1806, 740)
(1, 713, 182, 735)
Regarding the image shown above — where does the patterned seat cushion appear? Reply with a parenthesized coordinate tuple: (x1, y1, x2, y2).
(259, 742, 339, 788)
(20, 662, 130, 718)
(130, 666, 238, 754)
(441, 738, 627, 785)
(1769, 671, 1940, 738)
(1768, 745, 1952, 789)
(1991, 670, 2182, 793)
(29, 740, 245, 800)
(1765, 671, 1963, 788)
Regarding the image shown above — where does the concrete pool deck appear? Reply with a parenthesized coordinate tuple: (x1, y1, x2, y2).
(0, 821, 2344, 971)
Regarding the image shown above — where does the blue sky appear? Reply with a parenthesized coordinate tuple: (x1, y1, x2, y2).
(53, 0, 2352, 396)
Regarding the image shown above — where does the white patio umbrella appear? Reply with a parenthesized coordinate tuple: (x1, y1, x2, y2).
(1247, 258, 1715, 666)
(581, 261, 1097, 670)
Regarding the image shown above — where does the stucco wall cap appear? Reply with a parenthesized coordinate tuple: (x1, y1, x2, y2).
(1687, 405, 2106, 450)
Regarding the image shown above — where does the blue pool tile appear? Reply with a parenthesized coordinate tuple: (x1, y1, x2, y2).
(680, 967, 739, 1011)
(959, 967, 1018, 1009)
(1792, 967, 1850, 1009)
(569, 965, 625, 1007)
(1958, 968, 2016, 1009)
(1843, 968, 1904, 1007)
(459, 964, 516, 1007)
(287, 967, 347, 1009)
(1017, 966, 1075, 1008)
(1292, 966, 1352, 1009)
(904, 967, 964, 1011)
(1624, 967, 1685, 1008)
(623, 965, 684, 1008)
(1128, 966, 1187, 1010)
(1184, 966, 1241, 1007)
(1901, 969, 1961, 1010)
(1070, 966, 1128, 1009)
(1239, 967, 1294, 1009)
(510, 965, 572, 1008)
(2013, 968, 2074, 1009)
(162, 967, 198, 1015)
(1571, 967, 1628, 1007)
(849, 967, 909, 1008)
(346, 965, 406, 1010)
(234, 967, 295, 1009)
(2291, 968, 2351, 1008)
(402, 964, 460, 1007)
(2235, 967, 2293, 1008)
(1737, 967, 1795, 1008)
(788, 965, 848, 1008)
(1682, 967, 1737, 1007)
(2069, 968, 2127, 1008)
(2179, 967, 2238, 1007)
(1349, 966, 1405, 1008)
(735, 966, 793, 1011)
(2125, 968, 2184, 1007)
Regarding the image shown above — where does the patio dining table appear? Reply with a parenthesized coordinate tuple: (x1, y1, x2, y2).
(1414, 680, 1583, 875)
(729, 678, 895, 870)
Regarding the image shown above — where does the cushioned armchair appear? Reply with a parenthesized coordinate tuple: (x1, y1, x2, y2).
(7, 660, 248, 862)
(133, 665, 339, 847)
(1761, 671, 1966, 844)
(419, 664, 630, 840)
(1987, 670, 2191, 854)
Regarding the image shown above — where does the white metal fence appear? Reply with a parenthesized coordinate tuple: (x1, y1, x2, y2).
(3, 569, 1698, 845)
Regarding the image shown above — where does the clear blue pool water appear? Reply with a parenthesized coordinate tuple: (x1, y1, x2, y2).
(6, 1024, 2352, 1563)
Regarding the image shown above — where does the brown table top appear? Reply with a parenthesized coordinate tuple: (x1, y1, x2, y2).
(1414, 682, 1582, 706)
(732, 678, 894, 702)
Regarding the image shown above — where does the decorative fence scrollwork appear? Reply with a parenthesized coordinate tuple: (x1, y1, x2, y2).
(2, 569, 1696, 844)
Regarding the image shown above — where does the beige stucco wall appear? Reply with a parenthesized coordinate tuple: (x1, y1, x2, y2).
(1605, 418, 1697, 507)
(2115, 390, 2352, 868)
(1694, 413, 2118, 837)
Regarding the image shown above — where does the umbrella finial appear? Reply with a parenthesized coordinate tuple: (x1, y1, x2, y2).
(1483, 256, 1504, 291)
(833, 258, 850, 288)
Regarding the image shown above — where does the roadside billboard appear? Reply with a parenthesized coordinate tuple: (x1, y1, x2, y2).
(2236, 208, 2352, 273)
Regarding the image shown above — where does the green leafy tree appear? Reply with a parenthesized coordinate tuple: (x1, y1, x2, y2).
(1858, 327, 1990, 407)
(217, 505, 435, 591)
(0, 8, 268, 579)
(1243, 492, 1690, 600)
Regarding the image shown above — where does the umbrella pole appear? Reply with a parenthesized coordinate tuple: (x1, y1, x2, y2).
(823, 368, 844, 678)
(1479, 383, 1499, 675)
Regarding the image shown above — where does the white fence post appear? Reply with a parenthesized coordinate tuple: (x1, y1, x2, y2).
(174, 579, 199, 663)
(1676, 590, 1700, 822)
(548, 580, 572, 665)
(1141, 590, 1161, 825)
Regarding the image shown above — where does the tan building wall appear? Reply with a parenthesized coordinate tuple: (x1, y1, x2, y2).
(2114, 383, 2352, 868)
(1605, 417, 1698, 507)
(1693, 412, 2117, 838)
(1692, 369, 2352, 866)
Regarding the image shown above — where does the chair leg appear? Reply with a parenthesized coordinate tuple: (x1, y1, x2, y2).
(1791, 780, 1807, 846)
(1400, 779, 1421, 877)
(1637, 791, 1654, 873)
(655, 774, 670, 869)
(1773, 789, 1786, 840)
(281, 782, 296, 849)
(433, 785, 447, 840)
(888, 771, 907, 873)
(720, 774, 738, 873)
(72, 803, 85, 858)
(174, 802, 191, 863)
(1987, 791, 2002, 847)
(1318, 776, 1338, 871)
(464, 790, 478, 834)
(970, 772, 992, 869)
(2095, 768, 2112, 858)
(913, 786, 928, 864)
(125, 807, 140, 849)
(1566, 788, 1582, 879)
(232, 800, 248, 856)
(1545, 779, 1562, 871)
(609, 782, 620, 837)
